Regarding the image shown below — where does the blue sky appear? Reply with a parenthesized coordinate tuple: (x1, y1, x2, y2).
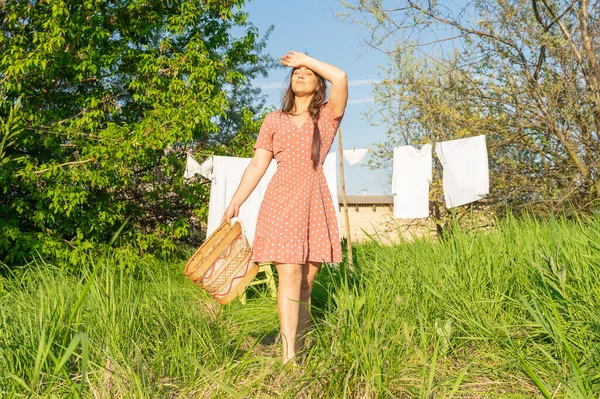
(242, 0, 393, 195)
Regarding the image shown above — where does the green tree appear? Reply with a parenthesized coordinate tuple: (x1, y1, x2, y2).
(342, 0, 600, 214)
(0, 0, 275, 265)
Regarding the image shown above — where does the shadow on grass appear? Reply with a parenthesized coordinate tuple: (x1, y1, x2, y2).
(311, 237, 365, 324)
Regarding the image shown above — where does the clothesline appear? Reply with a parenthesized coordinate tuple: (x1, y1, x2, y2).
(392, 135, 489, 218)
(184, 134, 490, 221)
(345, 171, 388, 195)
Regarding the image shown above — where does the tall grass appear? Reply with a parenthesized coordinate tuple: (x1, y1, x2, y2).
(307, 213, 600, 397)
(1, 214, 599, 397)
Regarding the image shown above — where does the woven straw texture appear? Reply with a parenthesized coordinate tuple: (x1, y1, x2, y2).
(185, 220, 258, 305)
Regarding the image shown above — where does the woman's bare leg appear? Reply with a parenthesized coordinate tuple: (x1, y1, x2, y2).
(295, 261, 321, 353)
(275, 262, 303, 364)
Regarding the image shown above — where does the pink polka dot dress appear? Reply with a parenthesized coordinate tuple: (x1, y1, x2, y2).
(252, 102, 343, 264)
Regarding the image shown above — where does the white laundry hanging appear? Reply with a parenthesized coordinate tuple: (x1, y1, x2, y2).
(343, 148, 369, 165)
(435, 135, 489, 208)
(392, 144, 432, 218)
(205, 153, 341, 246)
(206, 156, 276, 246)
(183, 153, 214, 180)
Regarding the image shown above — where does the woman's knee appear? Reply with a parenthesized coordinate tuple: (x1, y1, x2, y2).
(276, 263, 303, 283)
(300, 277, 312, 295)
(301, 262, 320, 292)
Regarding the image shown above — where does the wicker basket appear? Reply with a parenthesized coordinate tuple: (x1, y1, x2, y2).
(184, 218, 258, 305)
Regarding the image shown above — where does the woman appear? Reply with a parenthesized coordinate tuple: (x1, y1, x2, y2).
(222, 51, 348, 364)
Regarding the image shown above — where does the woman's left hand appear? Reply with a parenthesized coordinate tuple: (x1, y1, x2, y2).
(280, 51, 309, 68)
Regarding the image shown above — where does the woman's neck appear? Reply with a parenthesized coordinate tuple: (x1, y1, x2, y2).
(292, 96, 313, 115)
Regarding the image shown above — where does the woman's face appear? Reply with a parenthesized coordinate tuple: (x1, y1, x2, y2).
(291, 67, 318, 97)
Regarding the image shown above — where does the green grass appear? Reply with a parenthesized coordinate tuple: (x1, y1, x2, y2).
(1, 214, 600, 397)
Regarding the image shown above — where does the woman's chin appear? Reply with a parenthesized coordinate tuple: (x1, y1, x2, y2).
(293, 88, 315, 97)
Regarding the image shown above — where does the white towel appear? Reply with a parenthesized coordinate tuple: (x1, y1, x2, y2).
(392, 144, 432, 218)
(343, 148, 369, 165)
(435, 135, 489, 208)
(205, 153, 340, 246)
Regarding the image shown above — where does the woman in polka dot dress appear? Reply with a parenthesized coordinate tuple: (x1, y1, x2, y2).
(222, 50, 348, 364)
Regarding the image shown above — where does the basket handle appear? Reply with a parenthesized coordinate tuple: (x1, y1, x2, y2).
(229, 217, 251, 250)
(230, 216, 245, 235)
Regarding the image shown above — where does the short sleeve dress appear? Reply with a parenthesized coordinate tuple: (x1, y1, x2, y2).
(252, 102, 343, 264)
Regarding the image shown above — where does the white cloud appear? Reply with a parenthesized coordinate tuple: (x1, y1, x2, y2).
(255, 81, 286, 90)
(348, 79, 381, 87)
(347, 97, 375, 104)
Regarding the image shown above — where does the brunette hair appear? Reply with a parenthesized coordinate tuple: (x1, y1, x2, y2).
(281, 68, 327, 169)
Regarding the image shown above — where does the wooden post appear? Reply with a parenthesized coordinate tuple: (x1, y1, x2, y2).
(337, 128, 353, 267)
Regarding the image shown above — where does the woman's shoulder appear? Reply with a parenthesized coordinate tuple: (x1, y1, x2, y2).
(267, 109, 283, 116)
(320, 101, 343, 121)
(320, 101, 336, 114)
(264, 109, 285, 122)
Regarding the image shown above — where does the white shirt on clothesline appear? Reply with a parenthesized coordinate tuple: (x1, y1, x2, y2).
(392, 144, 432, 218)
(435, 135, 489, 208)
